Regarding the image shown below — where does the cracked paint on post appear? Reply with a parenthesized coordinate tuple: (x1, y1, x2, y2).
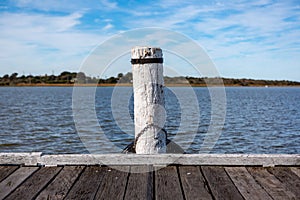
(131, 47, 166, 154)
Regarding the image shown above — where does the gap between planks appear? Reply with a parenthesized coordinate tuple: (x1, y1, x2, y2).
(0, 165, 299, 200)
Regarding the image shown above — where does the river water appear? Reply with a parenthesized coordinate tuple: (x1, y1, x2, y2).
(0, 86, 299, 154)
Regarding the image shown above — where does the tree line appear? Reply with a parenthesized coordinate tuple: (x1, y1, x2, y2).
(0, 71, 128, 86)
(0, 71, 299, 86)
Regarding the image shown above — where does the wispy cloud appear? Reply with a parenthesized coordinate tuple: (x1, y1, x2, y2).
(0, 0, 299, 80)
(12, 0, 118, 12)
(102, 23, 114, 31)
(0, 12, 82, 32)
(100, 0, 117, 9)
(0, 11, 107, 75)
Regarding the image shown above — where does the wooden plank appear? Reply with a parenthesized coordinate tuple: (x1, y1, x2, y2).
(0, 166, 38, 199)
(178, 166, 212, 200)
(64, 166, 106, 200)
(0, 152, 42, 165)
(4, 166, 62, 200)
(290, 167, 300, 177)
(0, 166, 19, 182)
(201, 166, 243, 200)
(225, 167, 272, 200)
(36, 166, 85, 200)
(39, 154, 300, 166)
(124, 165, 153, 200)
(247, 167, 297, 199)
(267, 167, 300, 197)
(155, 166, 184, 200)
(94, 166, 130, 200)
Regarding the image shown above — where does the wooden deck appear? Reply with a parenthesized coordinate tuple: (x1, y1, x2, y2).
(0, 164, 299, 200)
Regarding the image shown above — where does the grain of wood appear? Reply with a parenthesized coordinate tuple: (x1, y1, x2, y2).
(1, 165, 299, 200)
(0, 166, 38, 199)
(5, 153, 298, 166)
(290, 167, 300, 177)
(0, 152, 42, 165)
(36, 166, 85, 200)
(64, 166, 105, 200)
(267, 167, 300, 197)
(201, 166, 244, 200)
(124, 166, 153, 200)
(0, 166, 18, 182)
(155, 166, 184, 200)
(94, 166, 129, 200)
(247, 167, 297, 199)
(225, 167, 272, 200)
(179, 166, 212, 200)
(4, 167, 62, 200)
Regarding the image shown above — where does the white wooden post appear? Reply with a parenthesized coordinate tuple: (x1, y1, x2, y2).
(131, 47, 166, 154)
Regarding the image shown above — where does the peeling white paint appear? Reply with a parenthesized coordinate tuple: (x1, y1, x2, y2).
(1, 153, 299, 166)
(131, 47, 166, 154)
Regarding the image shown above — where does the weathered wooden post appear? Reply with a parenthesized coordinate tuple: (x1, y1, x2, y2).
(131, 47, 166, 154)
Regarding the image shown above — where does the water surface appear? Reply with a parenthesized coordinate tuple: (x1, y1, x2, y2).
(0, 86, 299, 154)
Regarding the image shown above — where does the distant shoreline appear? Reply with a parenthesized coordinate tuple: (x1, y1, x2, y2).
(1, 83, 300, 87)
(2, 72, 299, 87)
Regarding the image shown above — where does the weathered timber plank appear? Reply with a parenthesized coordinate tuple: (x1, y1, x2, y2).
(0, 166, 38, 199)
(267, 167, 300, 197)
(155, 166, 184, 200)
(36, 166, 85, 200)
(38, 154, 300, 166)
(0, 166, 19, 182)
(1, 153, 298, 166)
(4, 167, 62, 200)
(201, 166, 243, 200)
(290, 167, 300, 177)
(178, 166, 212, 200)
(0, 152, 42, 165)
(64, 166, 106, 200)
(124, 166, 153, 200)
(94, 166, 130, 200)
(225, 167, 272, 200)
(247, 167, 297, 199)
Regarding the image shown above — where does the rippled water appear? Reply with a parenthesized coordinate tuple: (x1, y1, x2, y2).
(0, 86, 299, 154)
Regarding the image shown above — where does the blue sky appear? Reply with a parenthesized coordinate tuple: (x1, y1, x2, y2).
(0, 0, 299, 81)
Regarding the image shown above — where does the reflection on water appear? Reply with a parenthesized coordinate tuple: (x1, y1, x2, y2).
(0, 86, 299, 154)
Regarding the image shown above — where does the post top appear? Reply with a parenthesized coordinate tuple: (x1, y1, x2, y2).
(131, 46, 163, 59)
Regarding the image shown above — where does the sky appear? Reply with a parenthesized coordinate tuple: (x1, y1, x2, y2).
(0, 0, 299, 81)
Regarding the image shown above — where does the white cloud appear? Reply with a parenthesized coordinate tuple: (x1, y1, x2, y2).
(12, 0, 118, 11)
(0, 12, 82, 33)
(102, 23, 114, 31)
(0, 11, 107, 75)
(128, 0, 299, 80)
(100, 0, 117, 9)
(1, 0, 299, 80)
